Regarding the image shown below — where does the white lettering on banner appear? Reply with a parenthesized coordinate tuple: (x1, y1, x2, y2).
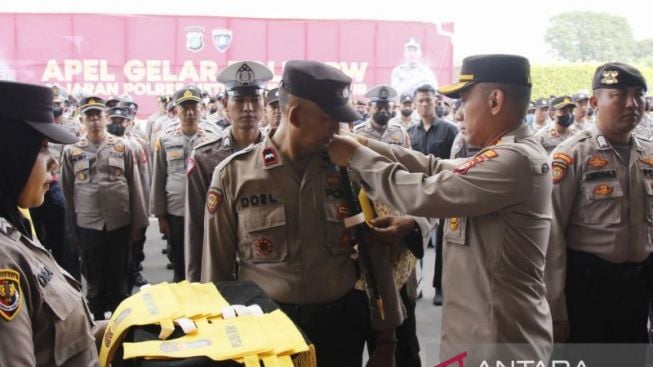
(43, 59, 370, 97)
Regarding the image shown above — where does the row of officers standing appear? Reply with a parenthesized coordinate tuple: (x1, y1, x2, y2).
(8, 54, 653, 367)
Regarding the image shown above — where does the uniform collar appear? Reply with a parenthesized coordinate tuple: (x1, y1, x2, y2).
(498, 124, 531, 144)
(593, 128, 644, 153)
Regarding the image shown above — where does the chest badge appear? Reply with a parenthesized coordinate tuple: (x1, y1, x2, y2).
(587, 155, 608, 169)
(594, 184, 614, 196)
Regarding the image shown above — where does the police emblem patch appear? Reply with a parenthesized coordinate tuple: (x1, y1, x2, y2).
(113, 144, 125, 153)
(0, 269, 22, 321)
(551, 162, 567, 184)
(600, 70, 619, 85)
(262, 148, 279, 167)
(553, 152, 574, 166)
(379, 87, 389, 99)
(640, 157, 653, 166)
(448, 218, 459, 231)
(587, 155, 608, 169)
(206, 188, 223, 214)
(594, 184, 613, 196)
(254, 238, 273, 257)
(236, 63, 255, 85)
(212, 28, 233, 53)
(453, 149, 498, 175)
(185, 26, 205, 53)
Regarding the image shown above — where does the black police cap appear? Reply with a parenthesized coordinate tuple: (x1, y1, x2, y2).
(266, 88, 279, 105)
(439, 54, 532, 98)
(571, 92, 589, 102)
(281, 60, 361, 122)
(107, 106, 130, 119)
(533, 98, 550, 109)
(0, 81, 77, 144)
(400, 93, 413, 104)
(592, 62, 647, 91)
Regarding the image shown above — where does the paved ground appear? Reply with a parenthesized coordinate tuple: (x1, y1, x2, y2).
(139, 218, 443, 366)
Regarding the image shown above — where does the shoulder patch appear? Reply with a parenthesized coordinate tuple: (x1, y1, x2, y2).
(0, 269, 22, 321)
(551, 162, 568, 184)
(154, 139, 161, 152)
(552, 152, 574, 166)
(206, 187, 224, 214)
(640, 157, 653, 166)
(453, 149, 498, 175)
(263, 147, 279, 167)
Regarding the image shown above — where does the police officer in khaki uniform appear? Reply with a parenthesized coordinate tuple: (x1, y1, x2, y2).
(0, 81, 99, 366)
(353, 85, 412, 148)
(546, 63, 652, 349)
(535, 96, 578, 154)
(184, 61, 271, 282)
(61, 96, 148, 321)
(264, 87, 281, 129)
(202, 60, 406, 367)
(571, 92, 594, 131)
(329, 54, 554, 364)
(151, 86, 218, 282)
(532, 97, 551, 134)
(146, 95, 171, 143)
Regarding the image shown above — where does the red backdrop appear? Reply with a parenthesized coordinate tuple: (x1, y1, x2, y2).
(0, 13, 454, 117)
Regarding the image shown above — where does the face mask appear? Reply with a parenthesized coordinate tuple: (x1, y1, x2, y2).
(556, 113, 573, 127)
(360, 112, 369, 121)
(107, 123, 126, 136)
(53, 106, 63, 118)
(372, 111, 390, 125)
(209, 107, 218, 114)
(435, 106, 446, 118)
(525, 113, 535, 125)
(401, 109, 413, 117)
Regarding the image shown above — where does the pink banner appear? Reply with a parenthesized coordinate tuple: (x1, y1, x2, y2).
(0, 13, 454, 117)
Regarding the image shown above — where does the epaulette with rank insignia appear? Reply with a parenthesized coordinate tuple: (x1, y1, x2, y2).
(214, 143, 258, 174)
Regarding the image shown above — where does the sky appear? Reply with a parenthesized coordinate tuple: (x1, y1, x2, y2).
(2, 0, 652, 64)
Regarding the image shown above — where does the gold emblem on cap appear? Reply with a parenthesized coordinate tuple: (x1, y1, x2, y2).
(236, 63, 255, 85)
(379, 87, 389, 99)
(183, 90, 193, 98)
(601, 70, 619, 85)
(459, 74, 474, 82)
(88, 98, 96, 105)
(563, 97, 570, 103)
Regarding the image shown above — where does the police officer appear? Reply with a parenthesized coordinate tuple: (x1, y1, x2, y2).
(532, 97, 551, 134)
(535, 96, 578, 154)
(0, 81, 99, 366)
(61, 96, 148, 320)
(546, 63, 652, 351)
(107, 105, 151, 287)
(151, 86, 218, 282)
(184, 61, 271, 282)
(146, 94, 171, 143)
(354, 85, 411, 147)
(265, 87, 281, 129)
(571, 92, 593, 131)
(202, 60, 405, 367)
(354, 84, 433, 367)
(389, 93, 418, 129)
(329, 54, 553, 363)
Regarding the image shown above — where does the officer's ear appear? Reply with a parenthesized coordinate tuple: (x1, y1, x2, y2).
(589, 94, 599, 110)
(488, 89, 504, 116)
(287, 103, 302, 127)
(221, 96, 228, 110)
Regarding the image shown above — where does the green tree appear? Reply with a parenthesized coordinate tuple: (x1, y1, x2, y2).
(633, 39, 653, 67)
(545, 12, 636, 62)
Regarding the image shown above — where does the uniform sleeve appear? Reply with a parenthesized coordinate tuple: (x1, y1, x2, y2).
(0, 256, 36, 366)
(60, 148, 77, 230)
(201, 168, 238, 283)
(545, 149, 578, 322)
(184, 152, 208, 282)
(125, 148, 149, 230)
(150, 137, 168, 217)
(350, 145, 533, 219)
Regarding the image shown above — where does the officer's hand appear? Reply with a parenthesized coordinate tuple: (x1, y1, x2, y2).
(553, 320, 570, 343)
(368, 216, 417, 247)
(328, 134, 363, 166)
(157, 217, 169, 236)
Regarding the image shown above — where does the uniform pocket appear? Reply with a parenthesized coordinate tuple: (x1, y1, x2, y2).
(240, 204, 288, 263)
(324, 202, 354, 255)
(108, 155, 126, 181)
(443, 217, 467, 245)
(574, 181, 623, 224)
(73, 160, 90, 184)
(41, 271, 93, 366)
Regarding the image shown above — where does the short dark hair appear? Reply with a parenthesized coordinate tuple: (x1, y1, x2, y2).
(413, 84, 436, 97)
(482, 83, 532, 119)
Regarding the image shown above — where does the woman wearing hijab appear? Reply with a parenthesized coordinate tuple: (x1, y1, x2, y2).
(0, 81, 98, 366)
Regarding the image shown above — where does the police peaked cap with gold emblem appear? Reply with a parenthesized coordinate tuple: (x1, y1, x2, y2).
(592, 62, 647, 91)
(439, 54, 532, 99)
(281, 60, 361, 122)
(551, 95, 576, 110)
(174, 86, 202, 105)
(79, 96, 106, 114)
(217, 61, 273, 97)
(266, 88, 280, 105)
(365, 85, 398, 103)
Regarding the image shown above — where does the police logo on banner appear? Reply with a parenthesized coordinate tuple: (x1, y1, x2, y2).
(212, 29, 233, 53)
(185, 26, 205, 53)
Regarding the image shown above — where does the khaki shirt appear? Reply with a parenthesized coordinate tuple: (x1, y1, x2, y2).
(125, 133, 152, 216)
(353, 120, 412, 148)
(202, 133, 404, 330)
(184, 127, 263, 281)
(151, 125, 217, 217)
(535, 126, 577, 154)
(61, 134, 148, 231)
(546, 129, 653, 322)
(0, 217, 97, 366)
(349, 124, 553, 362)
